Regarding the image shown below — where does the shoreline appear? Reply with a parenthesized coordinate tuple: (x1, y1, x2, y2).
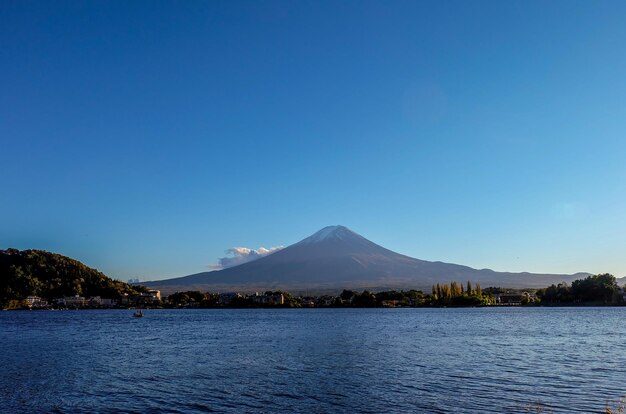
(4, 303, 625, 311)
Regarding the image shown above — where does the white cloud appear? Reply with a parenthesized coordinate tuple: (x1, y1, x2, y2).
(209, 246, 284, 270)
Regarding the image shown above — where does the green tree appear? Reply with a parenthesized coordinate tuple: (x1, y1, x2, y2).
(571, 273, 619, 304)
(353, 290, 376, 307)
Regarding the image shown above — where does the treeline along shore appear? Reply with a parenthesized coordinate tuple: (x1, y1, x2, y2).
(159, 273, 625, 308)
(2, 249, 625, 310)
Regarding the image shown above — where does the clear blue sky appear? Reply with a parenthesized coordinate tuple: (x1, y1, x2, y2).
(2, 0, 625, 281)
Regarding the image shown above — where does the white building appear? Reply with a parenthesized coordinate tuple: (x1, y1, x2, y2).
(148, 290, 161, 300)
(63, 295, 87, 307)
(250, 292, 284, 305)
(25, 296, 48, 308)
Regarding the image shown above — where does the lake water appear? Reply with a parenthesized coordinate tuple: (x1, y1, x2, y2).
(1, 308, 625, 413)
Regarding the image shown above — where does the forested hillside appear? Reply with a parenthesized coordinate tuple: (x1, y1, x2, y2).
(0, 248, 145, 307)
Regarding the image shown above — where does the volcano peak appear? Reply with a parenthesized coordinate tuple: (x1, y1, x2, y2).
(298, 225, 357, 244)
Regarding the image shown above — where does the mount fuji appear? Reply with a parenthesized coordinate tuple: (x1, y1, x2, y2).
(145, 225, 589, 293)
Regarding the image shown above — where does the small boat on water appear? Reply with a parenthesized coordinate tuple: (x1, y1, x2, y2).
(133, 308, 144, 318)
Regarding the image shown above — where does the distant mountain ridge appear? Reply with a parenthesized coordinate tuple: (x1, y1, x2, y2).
(145, 226, 594, 293)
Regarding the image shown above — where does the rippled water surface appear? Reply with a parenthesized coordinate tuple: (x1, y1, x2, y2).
(1, 308, 625, 413)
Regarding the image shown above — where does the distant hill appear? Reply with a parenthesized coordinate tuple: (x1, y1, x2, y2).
(0, 248, 145, 307)
(145, 225, 592, 294)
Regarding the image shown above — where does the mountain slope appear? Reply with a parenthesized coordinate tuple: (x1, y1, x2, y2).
(145, 226, 590, 293)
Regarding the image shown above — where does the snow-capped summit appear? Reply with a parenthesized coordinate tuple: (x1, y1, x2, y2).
(298, 225, 358, 244)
